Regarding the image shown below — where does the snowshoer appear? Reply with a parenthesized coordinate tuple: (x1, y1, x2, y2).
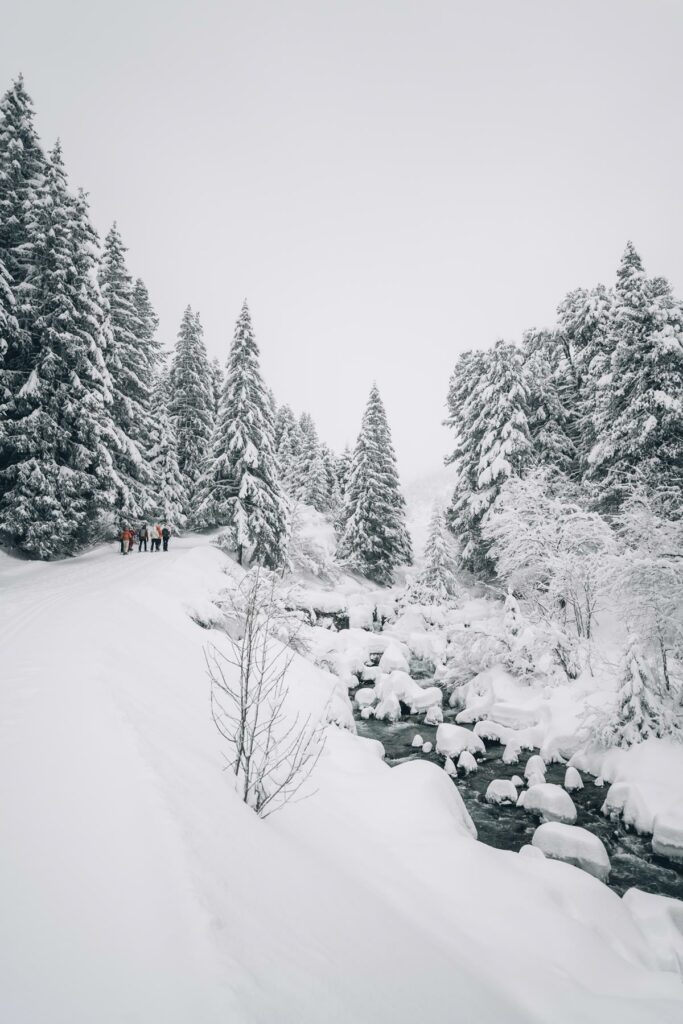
(162, 525, 170, 552)
(138, 524, 149, 552)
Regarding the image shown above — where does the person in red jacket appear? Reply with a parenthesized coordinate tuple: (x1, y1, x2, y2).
(120, 527, 132, 555)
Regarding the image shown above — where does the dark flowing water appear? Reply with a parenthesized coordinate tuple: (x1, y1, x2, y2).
(354, 707, 683, 900)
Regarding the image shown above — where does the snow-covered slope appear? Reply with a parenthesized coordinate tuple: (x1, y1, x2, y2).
(1, 537, 682, 1023)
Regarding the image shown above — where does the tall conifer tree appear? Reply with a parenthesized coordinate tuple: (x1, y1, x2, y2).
(168, 305, 213, 508)
(194, 301, 288, 568)
(337, 384, 412, 584)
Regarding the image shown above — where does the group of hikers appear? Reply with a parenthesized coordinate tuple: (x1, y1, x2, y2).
(119, 524, 171, 554)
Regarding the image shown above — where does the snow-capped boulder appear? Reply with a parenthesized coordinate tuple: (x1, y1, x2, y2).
(457, 751, 478, 774)
(524, 755, 546, 780)
(519, 784, 577, 825)
(360, 664, 380, 683)
(502, 739, 521, 765)
(374, 693, 401, 723)
(488, 701, 540, 729)
(602, 782, 654, 835)
(531, 822, 610, 882)
(485, 779, 519, 806)
(376, 670, 423, 705)
(473, 720, 510, 744)
(564, 767, 584, 792)
(412, 734, 424, 748)
(360, 706, 374, 719)
(622, 888, 683, 976)
(444, 756, 457, 776)
(409, 686, 443, 713)
(526, 770, 546, 789)
(388, 609, 427, 642)
(355, 687, 377, 708)
(378, 644, 410, 674)
(435, 723, 485, 759)
(511, 775, 524, 788)
(422, 742, 433, 754)
(424, 704, 443, 726)
(652, 805, 683, 864)
(519, 844, 545, 860)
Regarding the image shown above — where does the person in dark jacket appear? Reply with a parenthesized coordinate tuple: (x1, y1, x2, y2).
(138, 524, 149, 552)
(161, 525, 171, 552)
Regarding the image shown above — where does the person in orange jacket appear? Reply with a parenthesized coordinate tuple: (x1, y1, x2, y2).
(120, 527, 132, 554)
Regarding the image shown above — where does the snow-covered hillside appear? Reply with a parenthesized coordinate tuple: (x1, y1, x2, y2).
(2, 535, 682, 1023)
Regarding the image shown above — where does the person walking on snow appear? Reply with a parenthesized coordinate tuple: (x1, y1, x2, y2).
(161, 525, 171, 552)
(138, 524, 148, 552)
(128, 529, 135, 553)
(120, 527, 132, 554)
(151, 523, 162, 552)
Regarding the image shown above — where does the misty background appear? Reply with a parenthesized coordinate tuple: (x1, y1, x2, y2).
(2, 0, 681, 477)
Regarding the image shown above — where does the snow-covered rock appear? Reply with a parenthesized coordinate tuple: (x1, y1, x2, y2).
(424, 704, 443, 726)
(488, 701, 540, 729)
(444, 756, 457, 776)
(348, 602, 375, 630)
(435, 723, 485, 759)
(511, 775, 524, 788)
(374, 693, 402, 723)
(355, 687, 377, 708)
(524, 755, 546, 780)
(526, 770, 546, 789)
(622, 888, 683, 976)
(519, 784, 577, 825)
(360, 664, 380, 683)
(457, 751, 478, 774)
(531, 823, 610, 882)
(408, 686, 443, 713)
(652, 805, 683, 864)
(375, 670, 423, 705)
(387, 609, 427, 642)
(473, 720, 510, 744)
(564, 767, 584, 792)
(412, 734, 424, 749)
(502, 739, 521, 764)
(602, 782, 655, 835)
(519, 844, 545, 860)
(422, 742, 433, 754)
(360, 706, 374, 720)
(485, 780, 519, 806)
(378, 644, 410, 674)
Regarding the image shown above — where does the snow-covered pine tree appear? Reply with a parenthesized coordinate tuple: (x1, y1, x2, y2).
(274, 404, 302, 497)
(523, 328, 577, 477)
(304, 452, 329, 512)
(98, 224, 154, 515)
(446, 340, 532, 575)
(194, 301, 288, 568)
(296, 411, 320, 499)
(607, 633, 662, 748)
(168, 305, 214, 509)
(336, 444, 352, 495)
(0, 255, 19, 405)
(319, 443, 340, 512)
(148, 376, 187, 531)
(587, 244, 683, 511)
(0, 143, 118, 557)
(209, 357, 224, 417)
(133, 277, 162, 378)
(337, 384, 412, 584)
(415, 503, 457, 601)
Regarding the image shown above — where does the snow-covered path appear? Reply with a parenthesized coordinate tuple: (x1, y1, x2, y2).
(2, 538, 682, 1023)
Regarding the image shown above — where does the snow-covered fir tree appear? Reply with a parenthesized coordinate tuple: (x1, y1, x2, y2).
(133, 278, 161, 376)
(168, 305, 213, 509)
(417, 503, 457, 600)
(0, 143, 119, 557)
(523, 328, 577, 477)
(274, 404, 303, 497)
(98, 224, 154, 515)
(337, 384, 412, 584)
(446, 341, 532, 575)
(304, 452, 329, 512)
(209, 357, 224, 417)
(587, 243, 683, 510)
(148, 376, 187, 531)
(194, 301, 288, 568)
(606, 633, 662, 748)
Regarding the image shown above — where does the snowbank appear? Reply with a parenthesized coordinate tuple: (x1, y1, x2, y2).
(623, 889, 683, 976)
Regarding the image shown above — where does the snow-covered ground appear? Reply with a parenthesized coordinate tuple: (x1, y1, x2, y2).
(2, 535, 683, 1023)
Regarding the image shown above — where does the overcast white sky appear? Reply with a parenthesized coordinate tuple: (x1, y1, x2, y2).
(2, 1, 682, 479)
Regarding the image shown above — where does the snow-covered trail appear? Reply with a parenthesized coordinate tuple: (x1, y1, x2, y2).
(0, 540, 241, 1023)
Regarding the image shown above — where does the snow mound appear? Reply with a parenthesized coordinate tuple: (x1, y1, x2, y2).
(412, 734, 424, 749)
(422, 742, 433, 754)
(564, 767, 584, 792)
(485, 780, 519, 806)
(424, 704, 443, 726)
(408, 686, 443, 713)
(444, 756, 457, 777)
(519, 844, 546, 860)
(378, 644, 410, 674)
(355, 687, 377, 708)
(652, 805, 683, 864)
(623, 888, 683, 977)
(532, 823, 610, 883)
(374, 694, 402, 722)
(524, 755, 547, 780)
(602, 783, 654, 834)
(502, 739, 521, 764)
(519, 784, 577, 825)
(435, 724, 486, 759)
(473, 720, 511, 744)
(457, 751, 478, 774)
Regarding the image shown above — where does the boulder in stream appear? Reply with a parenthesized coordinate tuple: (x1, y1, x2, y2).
(652, 805, 683, 864)
(485, 779, 519, 806)
(518, 783, 577, 825)
(564, 766, 584, 792)
(531, 822, 610, 882)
